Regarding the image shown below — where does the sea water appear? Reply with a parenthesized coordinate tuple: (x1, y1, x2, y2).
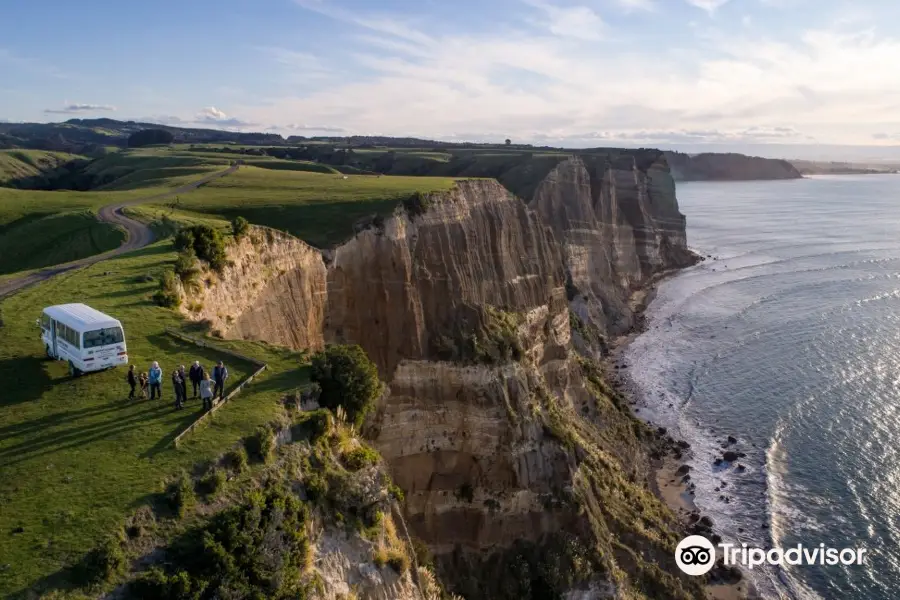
(625, 175, 900, 599)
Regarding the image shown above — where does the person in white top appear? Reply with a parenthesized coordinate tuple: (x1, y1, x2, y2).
(200, 374, 215, 411)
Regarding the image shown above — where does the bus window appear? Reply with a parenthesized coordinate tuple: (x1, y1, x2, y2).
(83, 327, 124, 348)
(41, 314, 51, 330)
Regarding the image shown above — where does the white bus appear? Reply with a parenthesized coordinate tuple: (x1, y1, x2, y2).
(39, 303, 129, 376)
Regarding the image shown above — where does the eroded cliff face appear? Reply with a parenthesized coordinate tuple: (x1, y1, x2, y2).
(529, 154, 697, 338)
(184, 153, 701, 599)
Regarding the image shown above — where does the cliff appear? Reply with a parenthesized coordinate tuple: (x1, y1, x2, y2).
(665, 151, 802, 181)
(181, 152, 703, 599)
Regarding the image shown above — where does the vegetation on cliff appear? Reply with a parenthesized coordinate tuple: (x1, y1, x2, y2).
(311, 344, 383, 429)
(665, 150, 802, 181)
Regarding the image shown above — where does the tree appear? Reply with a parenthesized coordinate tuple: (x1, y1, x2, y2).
(310, 345, 382, 428)
(127, 128, 174, 148)
(505, 138, 512, 146)
(174, 225, 228, 271)
(231, 216, 250, 240)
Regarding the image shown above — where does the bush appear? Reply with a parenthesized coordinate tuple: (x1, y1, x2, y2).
(131, 484, 310, 599)
(341, 444, 380, 472)
(223, 446, 248, 474)
(76, 535, 126, 586)
(304, 472, 328, 503)
(153, 270, 180, 308)
(291, 409, 331, 443)
(310, 344, 382, 429)
(244, 426, 275, 464)
(174, 225, 228, 272)
(402, 191, 431, 217)
(199, 467, 227, 498)
(173, 228, 194, 253)
(166, 472, 196, 519)
(174, 250, 201, 292)
(231, 216, 250, 240)
(386, 549, 410, 574)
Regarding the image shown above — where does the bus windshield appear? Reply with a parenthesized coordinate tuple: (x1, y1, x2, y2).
(82, 327, 125, 348)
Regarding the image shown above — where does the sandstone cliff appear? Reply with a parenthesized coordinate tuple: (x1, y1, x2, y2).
(182, 152, 702, 599)
(665, 150, 802, 181)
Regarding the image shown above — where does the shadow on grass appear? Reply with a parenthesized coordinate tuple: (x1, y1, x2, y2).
(0, 402, 182, 467)
(247, 365, 311, 396)
(0, 355, 55, 407)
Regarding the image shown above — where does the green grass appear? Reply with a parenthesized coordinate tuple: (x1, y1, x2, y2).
(0, 150, 86, 185)
(0, 241, 310, 597)
(141, 166, 456, 248)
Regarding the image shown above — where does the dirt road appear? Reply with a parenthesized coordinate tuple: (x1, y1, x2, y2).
(0, 164, 238, 300)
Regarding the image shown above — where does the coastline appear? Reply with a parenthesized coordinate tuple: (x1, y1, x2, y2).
(603, 261, 757, 600)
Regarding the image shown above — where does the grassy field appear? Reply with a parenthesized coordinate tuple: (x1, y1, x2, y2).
(139, 165, 456, 248)
(0, 240, 310, 597)
(0, 150, 85, 185)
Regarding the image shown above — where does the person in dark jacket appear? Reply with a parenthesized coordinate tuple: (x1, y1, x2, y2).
(126, 365, 137, 400)
(212, 361, 228, 400)
(172, 368, 184, 409)
(188, 361, 205, 398)
(178, 365, 188, 401)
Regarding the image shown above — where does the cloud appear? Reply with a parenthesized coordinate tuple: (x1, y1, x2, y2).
(873, 133, 900, 141)
(254, 2, 900, 147)
(684, 0, 731, 13)
(44, 103, 116, 114)
(524, 1, 606, 40)
(194, 106, 257, 128)
(282, 123, 347, 133)
(614, 0, 655, 11)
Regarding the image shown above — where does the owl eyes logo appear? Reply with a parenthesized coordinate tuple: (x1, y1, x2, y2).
(675, 535, 716, 575)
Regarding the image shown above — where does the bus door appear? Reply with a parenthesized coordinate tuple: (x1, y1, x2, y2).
(51, 319, 58, 357)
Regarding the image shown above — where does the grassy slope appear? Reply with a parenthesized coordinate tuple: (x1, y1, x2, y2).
(0, 150, 86, 185)
(0, 240, 310, 597)
(139, 166, 456, 248)
(0, 153, 236, 276)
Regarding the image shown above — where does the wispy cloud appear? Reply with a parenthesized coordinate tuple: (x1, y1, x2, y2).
(247, 2, 900, 146)
(44, 103, 116, 114)
(523, 0, 606, 40)
(614, 0, 656, 12)
(684, 0, 731, 14)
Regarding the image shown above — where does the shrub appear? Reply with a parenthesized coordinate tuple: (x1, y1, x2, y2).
(311, 344, 382, 429)
(131, 484, 310, 599)
(174, 250, 201, 292)
(244, 426, 275, 464)
(175, 225, 228, 271)
(76, 535, 126, 586)
(166, 472, 196, 519)
(173, 228, 194, 253)
(231, 216, 250, 240)
(341, 444, 380, 472)
(153, 270, 180, 308)
(304, 472, 328, 503)
(402, 191, 431, 217)
(223, 446, 248, 474)
(386, 549, 410, 574)
(199, 467, 227, 498)
(388, 482, 405, 502)
(291, 409, 331, 443)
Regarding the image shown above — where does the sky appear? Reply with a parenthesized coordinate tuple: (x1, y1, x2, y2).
(2, 0, 900, 158)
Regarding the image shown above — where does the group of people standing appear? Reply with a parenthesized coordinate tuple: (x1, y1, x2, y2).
(127, 360, 229, 411)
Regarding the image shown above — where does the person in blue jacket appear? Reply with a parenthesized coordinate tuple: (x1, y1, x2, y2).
(212, 361, 229, 400)
(148, 361, 163, 400)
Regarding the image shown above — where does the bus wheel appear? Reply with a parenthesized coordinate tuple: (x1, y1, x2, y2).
(46, 345, 54, 360)
(68, 361, 81, 377)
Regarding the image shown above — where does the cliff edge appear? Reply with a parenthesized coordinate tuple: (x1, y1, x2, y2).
(181, 151, 704, 599)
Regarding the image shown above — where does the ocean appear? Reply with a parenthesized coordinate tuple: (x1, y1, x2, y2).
(625, 174, 900, 599)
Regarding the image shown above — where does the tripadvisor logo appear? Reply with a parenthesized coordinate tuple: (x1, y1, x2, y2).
(675, 535, 868, 576)
(675, 535, 716, 576)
